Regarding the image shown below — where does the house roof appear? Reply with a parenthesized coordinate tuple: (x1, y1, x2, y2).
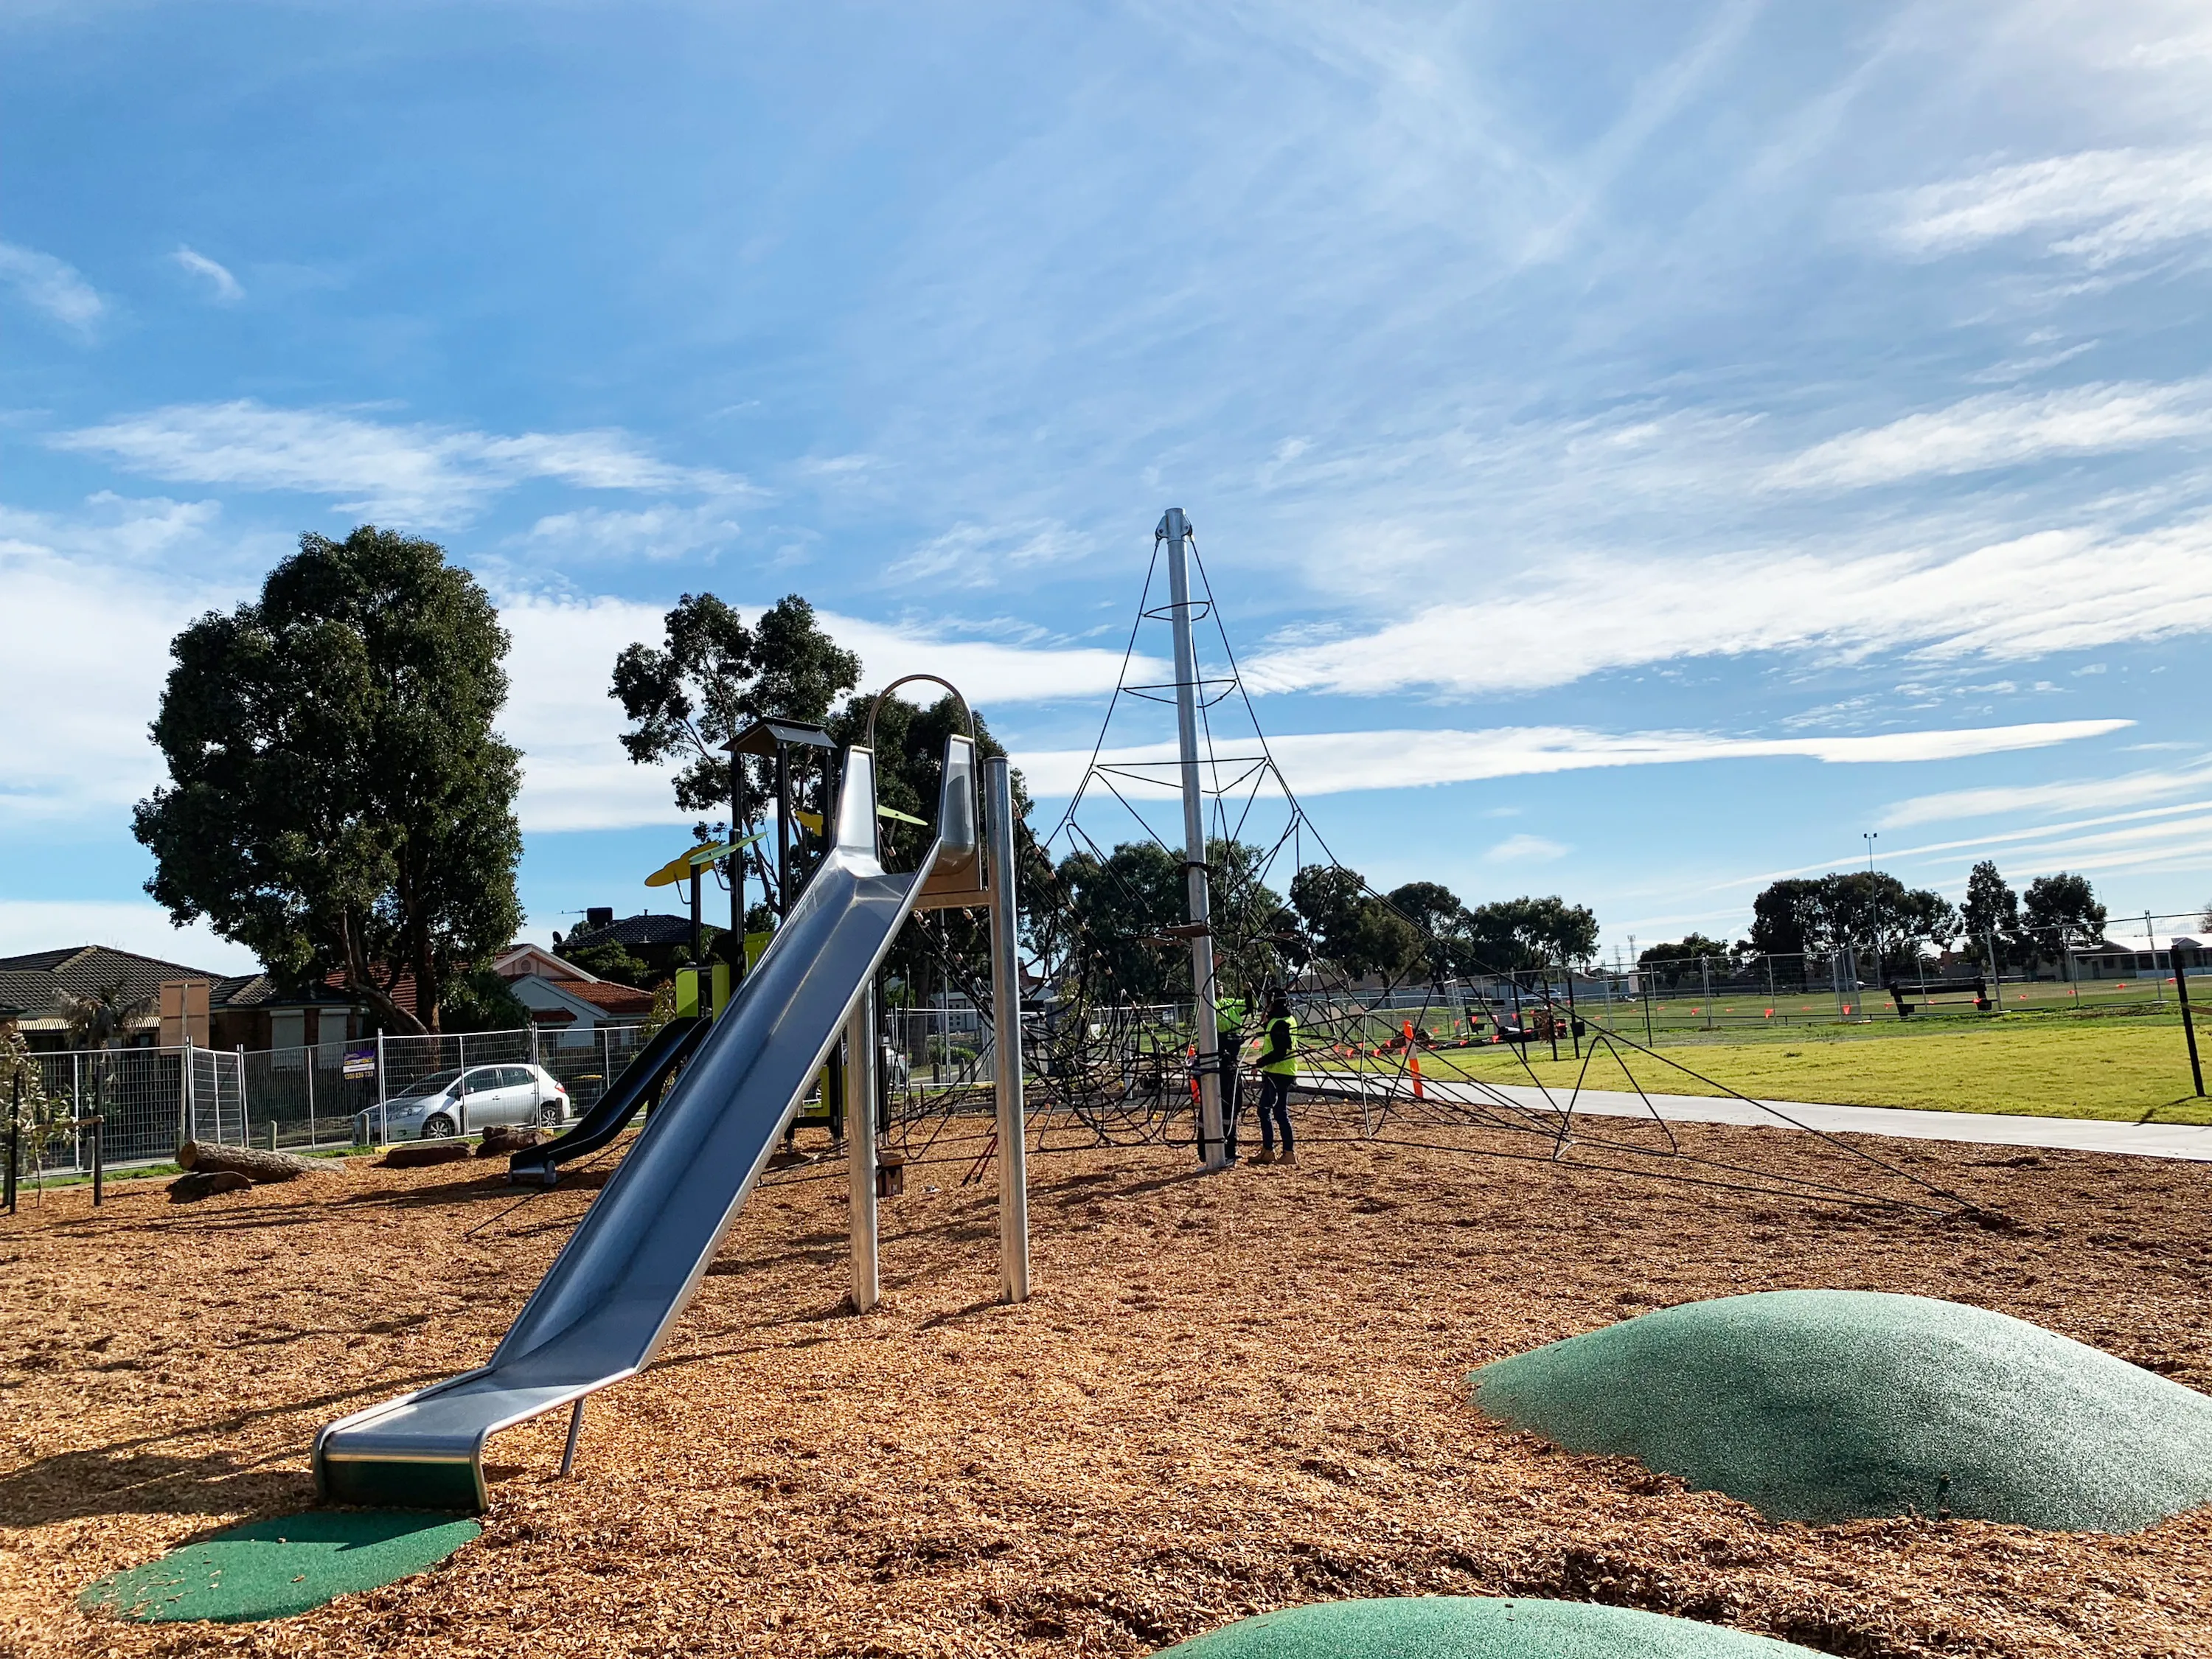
(320, 967, 426, 1020)
(566, 981, 655, 1015)
(493, 944, 599, 983)
(220, 973, 361, 1009)
(0, 945, 233, 1009)
(0, 945, 264, 1028)
(561, 913, 699, 951)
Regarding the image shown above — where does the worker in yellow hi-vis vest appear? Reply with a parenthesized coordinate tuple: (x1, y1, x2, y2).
(1214, 987, 1248, 1159)
(1252, 989, 1298, 1166)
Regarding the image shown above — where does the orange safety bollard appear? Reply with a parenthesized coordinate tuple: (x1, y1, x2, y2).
(1402, 1020, 1426, 1101)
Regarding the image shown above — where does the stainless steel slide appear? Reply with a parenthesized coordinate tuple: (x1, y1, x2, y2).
(314, 737, 975, 1511)
(505, 1015, 707, 1188)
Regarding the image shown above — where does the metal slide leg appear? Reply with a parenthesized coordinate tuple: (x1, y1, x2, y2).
(847, 983, 880, 1312)
(560, 1399, 584, 1478)
(985, 757, 1031, 1301)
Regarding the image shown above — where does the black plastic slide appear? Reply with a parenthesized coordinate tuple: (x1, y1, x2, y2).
(507, 1015, 707, 1187)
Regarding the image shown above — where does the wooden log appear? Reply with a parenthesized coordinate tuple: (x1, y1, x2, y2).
(476, 1124, 545, 1157)
(168, 1169, 252, 1203)
(379, 1140, 474, 1169)
(176, 1139, 321, 1183)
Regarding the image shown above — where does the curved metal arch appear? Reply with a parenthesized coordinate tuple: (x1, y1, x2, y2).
(862, 673, 976, 750)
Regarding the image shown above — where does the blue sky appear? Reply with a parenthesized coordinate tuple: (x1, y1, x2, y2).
(4, 0, 2211, 973)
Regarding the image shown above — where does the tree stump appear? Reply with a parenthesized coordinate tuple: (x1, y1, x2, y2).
(177, 1140, 321, 1183)
(379, 1140, 474, 1169)
(168, 1169, 252, 1203)
(476, 1124, 546, 1157)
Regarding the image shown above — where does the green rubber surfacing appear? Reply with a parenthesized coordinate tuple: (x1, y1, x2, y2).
(80, 1511, 480, 1623)
(1159, 1598, 1819, 1657)
(1472, 1290, 2212, 1533)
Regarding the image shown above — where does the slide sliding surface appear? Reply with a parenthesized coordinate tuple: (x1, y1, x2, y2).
(506, 1015, 707, 1188)
(315, 738, 975, 1511)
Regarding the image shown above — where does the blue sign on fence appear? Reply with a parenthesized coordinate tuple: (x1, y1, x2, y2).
(342, 1043, 377, 1080)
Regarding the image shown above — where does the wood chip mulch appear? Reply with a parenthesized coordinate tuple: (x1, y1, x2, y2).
(4, 1107, 2211, 1658)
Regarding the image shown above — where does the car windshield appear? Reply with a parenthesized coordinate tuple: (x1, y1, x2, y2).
(392, 1068, 462, 1101)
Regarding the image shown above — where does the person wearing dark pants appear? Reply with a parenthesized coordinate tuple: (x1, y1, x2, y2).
(1253, 990, 1298, 1166)
(1214, 989, 1248, 1158)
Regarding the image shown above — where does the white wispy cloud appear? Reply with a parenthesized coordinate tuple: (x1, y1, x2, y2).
(1485, 833, 1567, 863)
(1016, 719, 2131, 799)
(0, 498, 243, 821)
(1770, 381, 2212, 490)
(524, 504, 741, 560)
(52, 400, 752, 526)
(1878, 754, 2212, 830)
(497, 591, 1170, 832)
(1242, 513, 2212, 697)
(0, 240, 105, 335)
(1886, 145, 2212, 266)
(888, 518, 1088, 585)
(171, 246, 243, 303)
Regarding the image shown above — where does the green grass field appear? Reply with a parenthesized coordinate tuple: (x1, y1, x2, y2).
(1562, 971, 2183, 1037)
(1397, 1015, 2212, 1124)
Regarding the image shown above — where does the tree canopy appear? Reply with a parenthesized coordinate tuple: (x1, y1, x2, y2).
(611, 593, 861, 906)
(1744, 870, 1959, 970)
(2023, 872, 2107, 945)
(1290, 864, 1424, 981)
(1961, 860, 2021, 941)
(133, 527, 524, 1034)
(1463, 894, 1601, 973)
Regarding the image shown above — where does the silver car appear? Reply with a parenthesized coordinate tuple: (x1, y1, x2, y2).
(355, 1062, 571, 1142)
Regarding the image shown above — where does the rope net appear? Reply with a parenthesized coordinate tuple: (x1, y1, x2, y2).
(873, 526, 1980, 1222)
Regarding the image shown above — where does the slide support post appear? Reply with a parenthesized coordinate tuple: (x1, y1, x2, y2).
(986, 755, 1031, 1302)
(846, 980, 880, 1312)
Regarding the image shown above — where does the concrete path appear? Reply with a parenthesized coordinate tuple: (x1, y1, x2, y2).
(1311, 1073, 2212, 1163)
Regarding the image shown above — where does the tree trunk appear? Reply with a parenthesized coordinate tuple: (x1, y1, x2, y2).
(177, 1139, 322, 1182)
(379, 1139, 473, 1169)
(169, 1169, 253, 1202)
(340, 914, 428, 1035)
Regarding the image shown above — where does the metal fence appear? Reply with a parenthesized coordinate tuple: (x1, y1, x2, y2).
(22, 1043, 248, 1172)
(17, 1023, 655, 1175)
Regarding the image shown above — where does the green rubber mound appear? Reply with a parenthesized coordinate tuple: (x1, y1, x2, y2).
(1472, 1290, 2212, 1533)
(1159, 1598, 1818, 1658)
(80, 1511, 479, 1623)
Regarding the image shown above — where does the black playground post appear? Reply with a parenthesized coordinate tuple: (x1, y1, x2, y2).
(90, 1114, 103, 1206)
(2175, 940, 2205, 1099)
(5, 1077, 18, 1217)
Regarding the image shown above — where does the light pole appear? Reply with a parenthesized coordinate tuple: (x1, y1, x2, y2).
(1863, 831, 1880, 981)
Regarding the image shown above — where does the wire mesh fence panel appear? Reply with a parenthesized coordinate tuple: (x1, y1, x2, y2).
(884, 1004, 997, 1124)
(185, 1046, 246, 1147)
(20, 1045, 248, 1171)
(537, 1024, 651, 1116)
(240, 1043, 384, 1152)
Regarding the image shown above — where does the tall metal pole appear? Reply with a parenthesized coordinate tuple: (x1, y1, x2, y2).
(846, 978, 880, 1312)
(1160, 509, 1225, 1166)
(985, 756, 1031, 1300)
(775, 746, 792, 916)
(731, 750, 746, 978)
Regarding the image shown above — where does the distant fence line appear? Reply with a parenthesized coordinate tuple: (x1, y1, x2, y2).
(18, 1023, 656, 1178)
